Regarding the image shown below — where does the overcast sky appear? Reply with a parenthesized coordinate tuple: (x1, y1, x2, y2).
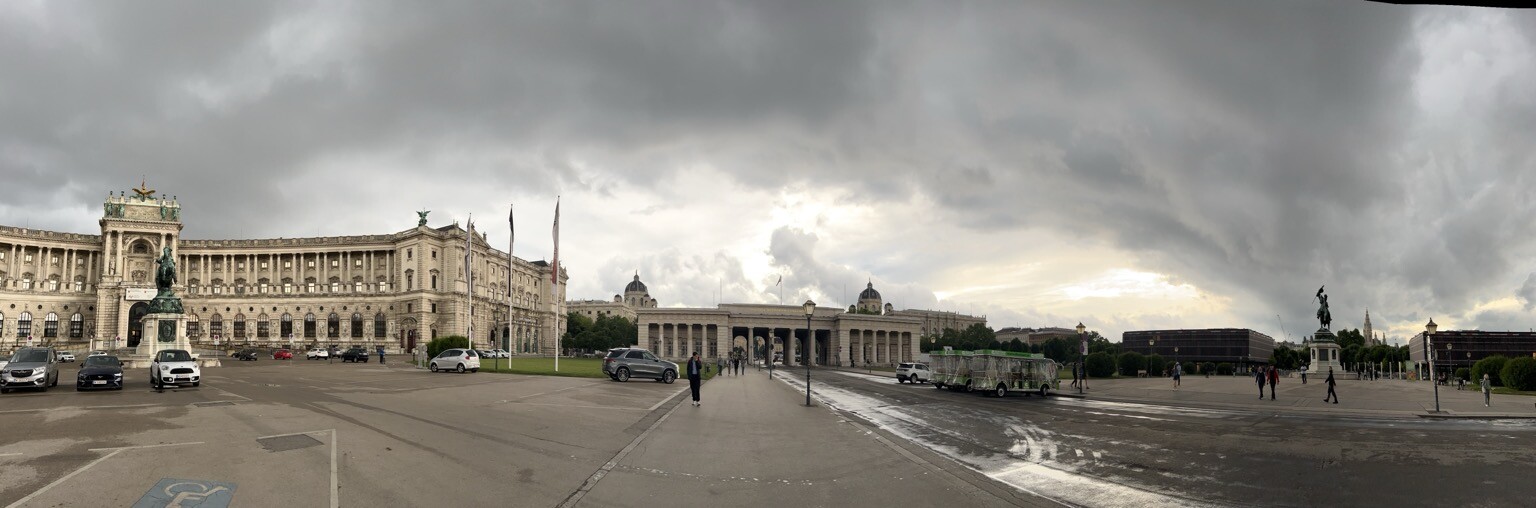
(4, 1, 1535, 344)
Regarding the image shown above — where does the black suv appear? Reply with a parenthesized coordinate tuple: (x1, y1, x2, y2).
(339, 348, 370, 363)
(233, 349, 260, 361)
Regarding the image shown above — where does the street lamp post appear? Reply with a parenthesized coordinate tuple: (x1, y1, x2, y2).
(803, 300, 816, 407)
(1076, 322, 1087, 394)
(1426, 318, 1440, 413)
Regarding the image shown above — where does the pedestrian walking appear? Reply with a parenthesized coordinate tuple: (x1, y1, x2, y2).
(1071, 363, 1080, 389)
(716, 355, 726, 377)
(688, 352, 703, 406)
(1268, 365, 1278, 400)
(1256, 367, 1266, 399)
(1324, 368, 1339, 404)
(1172, 362, 1181, 388)
(376, 346, 386, 365)
(1482, 373, 1492, 407)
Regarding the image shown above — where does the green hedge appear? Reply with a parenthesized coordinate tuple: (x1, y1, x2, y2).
(1500, 357, 1536, 391)
(426, 335, 470, 358)
(1146, 354, 1166, 377)
(1473, 356, 1509, 387)
(1216, 362, 1234, 376)
(1117, 352, 1146, 377)
(1201, 362, 1216, 375)
(1085, 352, 1116, 378)
(1454, 367, 1470, 382)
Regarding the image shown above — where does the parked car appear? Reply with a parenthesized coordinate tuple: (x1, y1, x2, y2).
(476, 349, 498, 359)
(339, 348, 370, 363)
(89, 351, 109, 357)
(58, 352, 77, 363)
(273, 349, 294, 360)
(150, 349, 201, 391)
(491, 349, 510, 358)
(77, 354, 125, 391)
(1, 347, 61, 393)
(233, 349, 260, 361)
(602, 348, 678, 384)
(896, 362, 931, 384)
(307, 349, 329, 360)
(429, 348, 480, 373)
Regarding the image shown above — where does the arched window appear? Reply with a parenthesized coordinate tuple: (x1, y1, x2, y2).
(258, 313, 270, 338)
(43, 312, 58, 338)
(327, 313, 340, 338)
(187, 315, 200, 339)
(281, 313, 294, 338)
(430, 270, 439, 290)
(351, 313, 363, 338)
(210, 314, 224, 340)
(374, 313, 387, 339)
(405, 270, 414, 290)
(69, 313, 83, 338)
(304, 313, 316, 338)
(17, 312, 31, 338)
(234, 313, 247, 339)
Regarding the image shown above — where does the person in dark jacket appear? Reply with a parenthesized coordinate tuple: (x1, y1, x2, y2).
(1324, 368, 1339, 404)
(1268, 365, 1278, 400)
(687, 352, 703, 406)
(376, 346, 386, 365)
(1256, 367, 1266, 399)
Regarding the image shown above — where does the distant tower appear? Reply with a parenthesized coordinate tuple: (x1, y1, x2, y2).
(857, 281, 883, 314)
(624, 273, 657, 308)
(1363, 309, 1374, 346)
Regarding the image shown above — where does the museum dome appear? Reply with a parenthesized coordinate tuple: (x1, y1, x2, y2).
(625, 274, 648, 294)
(859, 282, 881, 301)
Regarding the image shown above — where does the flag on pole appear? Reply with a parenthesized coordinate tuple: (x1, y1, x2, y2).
(775, 275, 782, 286)
(465, 215, 474, 349)
(551, 197, 560, 286)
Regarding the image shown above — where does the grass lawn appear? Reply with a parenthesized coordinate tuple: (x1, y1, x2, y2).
(477, 357, 719, 380)
(1492, 387, 1536, 396)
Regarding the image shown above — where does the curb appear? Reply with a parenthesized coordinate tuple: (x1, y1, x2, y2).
(1416, 413, 1536, 420)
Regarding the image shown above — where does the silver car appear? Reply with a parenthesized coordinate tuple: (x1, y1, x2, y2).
(2, 347, 61, 393)
(602, 348, 678, 383)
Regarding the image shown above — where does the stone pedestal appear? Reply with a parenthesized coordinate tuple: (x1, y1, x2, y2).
(136, 312, 192, 358)
(1308, 329, 1343, 377)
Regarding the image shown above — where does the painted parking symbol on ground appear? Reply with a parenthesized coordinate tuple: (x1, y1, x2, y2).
(131, 478, 237, 508)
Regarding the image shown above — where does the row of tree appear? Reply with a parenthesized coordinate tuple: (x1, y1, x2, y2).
(562, 313, 639, 353)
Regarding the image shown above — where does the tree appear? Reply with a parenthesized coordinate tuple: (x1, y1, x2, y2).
(1334, 328, 1365, 350)
(1501, 357, 1536, 391)
(1341, 344, 1362, 372)
(1085, 352, 1115, 378)
(564, 312, 594, 342)
(427, 335, 469, 358)
(1474, 356, 1510, 387)
(1117, 351, 1146, 377)
(1146, 354, 1167, 377)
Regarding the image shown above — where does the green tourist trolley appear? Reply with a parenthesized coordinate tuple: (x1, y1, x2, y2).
(930, 349, 1060, 398)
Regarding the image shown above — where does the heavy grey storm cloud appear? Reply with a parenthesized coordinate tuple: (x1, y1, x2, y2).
(4, 1, 1536, 342)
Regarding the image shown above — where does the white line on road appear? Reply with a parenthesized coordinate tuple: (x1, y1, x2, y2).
(0, 403, 159, 414)
(5, 449, 123, 508)
(88, 441, 204, 452)
(0, 453, 22, 457)
(648, 387, 687, 412)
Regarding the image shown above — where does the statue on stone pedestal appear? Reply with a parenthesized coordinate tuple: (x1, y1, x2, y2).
(417, 210, 430, 227)
(1315, 286, 1331, 330)
(147, 246, 183, 315)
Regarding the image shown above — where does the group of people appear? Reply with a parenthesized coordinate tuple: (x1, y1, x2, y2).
(1253, 365, 1339, 403)
(685, 352, 748, 407)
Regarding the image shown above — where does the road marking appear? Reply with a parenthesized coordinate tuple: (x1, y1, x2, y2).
(88, 441, 204, 452)
(0, 403, 160, 414)
(508, 402, 649, 411)
(560, 393, 686, 508)
(5, 449, 125, 508)
(0, 453, 21, 457)
(648, 387, 687, 412)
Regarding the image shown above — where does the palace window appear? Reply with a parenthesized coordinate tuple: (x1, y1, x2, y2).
(47, 279, 58, 291)
(258, 317, 270, 338)
(281, 314, 293, 338)
(351, 313, 363, 338)
(260, 282, 269, 294)
(20, 278, 31, 290)
(431, 274, 437, 290)
(354, 281, 363, 292)
(406, 249, 412, 260)
(43, 312, 58, 338)
(0, 311, 5, 337)
(51, 256, 59, 265)
(261, 261, 268, 269)
(327, 313, 339, 338)
(374, 313, 386, 338)
(331, 260, 339, 268)
(431, 250, 436, 259)
(234, 315, 246, 339)
(210, 315, 224, 339)
(355, 259, 363, 268)
(330, 282, 340, 293)
(69, 313, 82, 338)
(18, 312, 32, 338)
(25, 254, 33, 262)
(306, 283, 316, 293)
(284, 283, 293, 294)
(307, 260, 315, 268)
(284, 261, 292, 269)
(304, 313, 316, 338)
(187, 319, 200, 339)
(378, 281, 387, 292)
(73, 281, 83, 292)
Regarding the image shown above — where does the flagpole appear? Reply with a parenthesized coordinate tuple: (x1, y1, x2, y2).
(465, 215, 473, 354)
(552, 196, 560, 372)
(507, 202, 514, 370)
(516, 202, 522, 369)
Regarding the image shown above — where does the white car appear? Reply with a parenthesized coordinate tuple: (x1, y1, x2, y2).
(307, 349, 329, 360)
(58, 352, 77, 363)
(896, 362, 931, 384)
(493, 349, 510, 358)
(150, 349, 201, 390)
(429, 348, 481, 373)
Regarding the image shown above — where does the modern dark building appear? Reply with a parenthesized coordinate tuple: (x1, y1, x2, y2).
(1408, 330, 1536, 376)
(1121, 328, 1275, 365)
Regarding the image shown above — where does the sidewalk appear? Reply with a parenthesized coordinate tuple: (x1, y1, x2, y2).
(1079, 374, 1536, 419)
(574, 368, 1042, 507)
